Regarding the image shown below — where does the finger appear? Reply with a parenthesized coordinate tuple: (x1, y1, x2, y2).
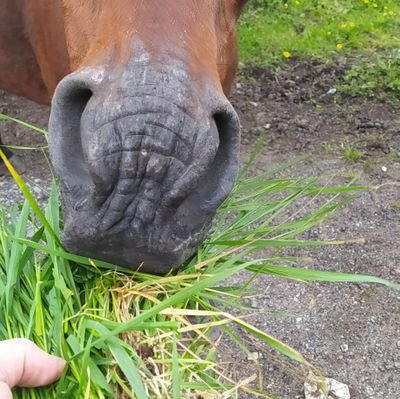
(0, 339, 66, 388)
(0, 381, 12, 399)
(0, 340, 25, 388)
(15, 339, 66, 388)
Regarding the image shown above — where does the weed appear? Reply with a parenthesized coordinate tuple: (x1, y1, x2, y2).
(344, 171, 359, 181)
(389, 150, 400, 162)
(340, 51, 400, 97)
(364, 157, 379, 171)
(344, 147, 364, 162)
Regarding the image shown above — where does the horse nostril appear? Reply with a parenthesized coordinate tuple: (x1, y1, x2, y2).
(213, 112, 231, 160)
(49, 76, 95, 202)
(65, 88, 93, 116)
(212, 110, 241, 182)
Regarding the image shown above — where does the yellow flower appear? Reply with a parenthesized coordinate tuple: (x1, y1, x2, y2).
(336, 43, 343, 49)
(373, 3, 378, 8)
(363, 0, 369, 4)
(389, 10, 395, 16)
(295, 0, 300, 5)
(341, 23, 347, 29)
(283, 51, 292, 59)
(327, 31, 332, 36)
(349, 21, 356, 28)
(284, 3, 288, 8)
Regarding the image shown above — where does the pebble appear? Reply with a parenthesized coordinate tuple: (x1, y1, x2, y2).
(304, 375, 351, 399)
(365, 385, 374, 396)
(247, 352, 259, 361)
(250, 298, 259, 309)
(327, 378, 351, 399)
(326, 88, 337, 96)
(340, 343, 349, 353)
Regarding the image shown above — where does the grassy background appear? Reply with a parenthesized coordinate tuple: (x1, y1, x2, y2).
(238, 0, 400, 96)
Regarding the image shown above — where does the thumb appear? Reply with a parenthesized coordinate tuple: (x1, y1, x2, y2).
(0, 339, 66, 388)
(0, 381, 12, 399)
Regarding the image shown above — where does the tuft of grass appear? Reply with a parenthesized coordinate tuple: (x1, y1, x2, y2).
(343, 147, 364, 162)
(1, 117, 399, 398)
(364, 156, 379, 171)
(389, 149, 400, 162)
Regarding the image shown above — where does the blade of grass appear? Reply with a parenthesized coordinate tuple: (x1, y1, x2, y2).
(88, 321, 149, 399)
(0, 114, 48, 138)
(247, 263, 400, 289)
(172, 330, 181, 399)
(0, 150, 60, 246)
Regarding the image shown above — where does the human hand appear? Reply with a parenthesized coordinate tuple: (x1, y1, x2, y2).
(0, 339, 66, 399)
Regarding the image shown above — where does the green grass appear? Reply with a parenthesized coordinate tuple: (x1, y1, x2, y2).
(238, 0, 400, 97)
(389, 150, 400, 162)
(364, 156, 379, 171)
(1, 117, 399, 398)
(340, 50, 400, 97)
(238, 0, 400, 65)
(343, 147, 365, 162)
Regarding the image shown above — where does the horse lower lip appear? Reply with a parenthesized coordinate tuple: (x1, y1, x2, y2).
(61, 218, 211, 274)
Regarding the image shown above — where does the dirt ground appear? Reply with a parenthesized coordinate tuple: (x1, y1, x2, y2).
(0, 59, 399, 399)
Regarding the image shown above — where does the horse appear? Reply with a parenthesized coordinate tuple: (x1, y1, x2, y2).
(0, 0, 249, 274)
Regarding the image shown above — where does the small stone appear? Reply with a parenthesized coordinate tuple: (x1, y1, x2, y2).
(381, 166, 387, 172)
(340, 343, 349, 353)
(365, 385, 374, 395)
(250, 298, 259, 309)
(305, 373, 351, 399)
(327, 378, 351, 399)
(247, 352, 259, 361)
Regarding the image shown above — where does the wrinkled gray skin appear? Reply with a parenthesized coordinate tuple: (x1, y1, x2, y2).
(49, 57, 240, 274)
